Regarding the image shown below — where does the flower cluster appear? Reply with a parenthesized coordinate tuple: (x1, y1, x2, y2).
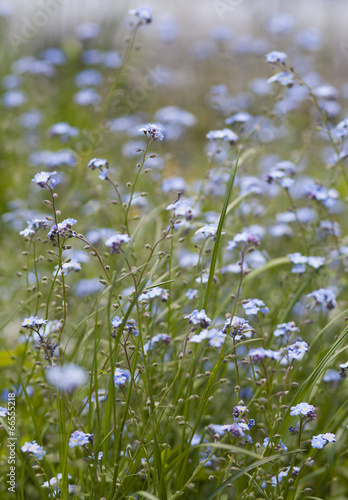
(311, 433, 336, 449)
(111, 317, 139, 337)
(184, 309, 211, 328)
(47, 218, 77, 243)
(139, 123, 164, 141)
(287, 253, 325, 274)
(138, 286, 169, 302)
(307, 288, 337, 310)
(143, 334, 171, 353)
(105, 233, 131, 254)
(68, 430, 93, 448)
(87, 158, 109, 180)
(21, 441, 46, 460)
(114, 368, 131, 386)
(242, 299, 269, 316)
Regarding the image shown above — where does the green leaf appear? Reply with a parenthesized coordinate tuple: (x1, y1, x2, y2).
(203, 152, 240, 311)
(206, 450, 302, 500)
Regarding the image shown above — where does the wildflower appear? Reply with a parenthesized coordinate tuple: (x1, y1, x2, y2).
(114, 368, 131, 386)
(287, 253, 325, 274)
(87, 158, 109, 180)
(47, 218, 77, 243)
(46, 363, 88, 392)
(74, 88, 101, 106)
(54, 260, 81, 276)
(322, 432, 336, 443)
(273, 321, 299, 337)
(248, 347, 281, 363)
(311, 433, 335, 449)
(0, 407, 8, 417)
(335, 118, 348, 139)
(287, 252, 307, 273)
(234, 405, 248, 418)
(105, 233, 131, 254)
(112, 316, 122, 328)
(143, 334, 171, 353)
(185, 309, 211, 328)
(267, 71, 294, 86)
(68, 430, 93, 448)
(22, 316, 47, 329)
(19, 218, 49, 237)
(21, 441, 46, 460)
(266, 51, 288, 64)
(339, 361, 348, 379)
(307, 288, 337, 310)
(206, 329, 227, 348)
(206, 128, 239, 144)
(186, 289, 198, 300)
(323, 369, 341, 383)
(129, 6, 152, 24)
(31, 171, 58, 189)
(271, 466, 300, 487)
(286, 340, 309, 360)
(166, 200, 193, 221)
(227, 231, 260, 251)
(112, 317, 139, 337)
(305, 183, 339, 208)
(139, 123, 164, 141)
(75, 22, 100, 40)
(75, 69, 103, 87)
(221, 316, 252, 339)
(42, 473, 72, 489)
(139, 287, 169, 302)
(48, 122, 78, 141)
(195, 224, 221, 238)
(209, 423, 246, 437)
(162, 176, 187, 193)
(290, 402, 316, 418)
(242, 299, 269, 316)
(225, 112, 252, 125)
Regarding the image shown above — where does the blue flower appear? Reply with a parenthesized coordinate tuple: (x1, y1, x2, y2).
(248, 348, 281, 363)
(273, 321, 299, 337)
(87, 158, 109, 180)
(227, 231, 260, 251)
(290, 402, 316, 417)
(32, 171, 58, 189)
(221, 316, 252, 339)
(206, 128, 239, 144)
(74, 88, 101, 106)
(286, 340, 309, 361)
(105, 233, 131, 254)
(311, 434, 331, 449)
(19, 218, 49, 238)
(184, 309, 211, 328)
(46, 364, 88, 393)
(48, 122, 79, 141)
(139, 123, 164, 141)
(242, 299, 269, 316)
(266, 51, 288, 64)
(21, 441, 46, 460)
(307, 288, 336, 310)
(143, 334, 171, 353)
(22, 316, 47, 329)
(129, 6, 152, 25)
(186, 289, 198, 300)
(114, 368, 131, 386)
(0, 407, 8, 417)
(68, 430, 93, 448)
(268, 71, 294, 86)
(139, 287, 169, 302)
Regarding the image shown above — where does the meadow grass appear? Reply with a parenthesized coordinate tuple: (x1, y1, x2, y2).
(1, 6, 348, 500)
